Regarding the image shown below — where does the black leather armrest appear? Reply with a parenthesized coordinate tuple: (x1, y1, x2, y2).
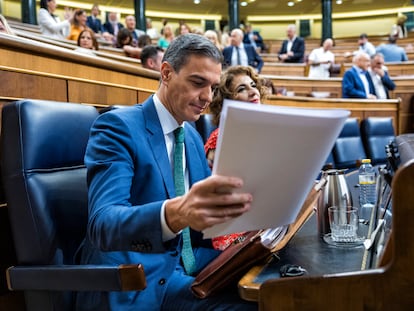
(6, 264, 146, 291)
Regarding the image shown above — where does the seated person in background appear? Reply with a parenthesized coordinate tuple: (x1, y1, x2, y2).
(38, 0, 73, 39)
(204, 65, 266, 251)
(277, 24, 305, 63)
(123, 34, 152, 58)
(145, 17, 160, 39)
(67, 9, 88, 41)
(140, 45, 164, 71)
(391, 15, 408, 39)
(307, 38, 335, 78)
(102, 11, 124, 43)
(74, 28, 99, 56)
(243, 23, 266, 53)
(222, 28, 264, 73)
(376, 36, 408, 62)
(204, 29, 224, 51)
(344, 33, 376, 59)
(368, 52, 396, 99)
(124, 15, 146, 46)
(158, 24, 175, 50)
(115, 28, 132, 48)
(86, 4, 103, 35)
(76, 33, 257, 310)
(262, 78, 277, 95)
(0, 14, 14, 35)
(342, 51, 376, 99)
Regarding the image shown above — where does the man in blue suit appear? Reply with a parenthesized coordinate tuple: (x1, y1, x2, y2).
(86, 4, 103, 34)
(342, 51, 377, 98)
(223, 28, 264, 73)
(77, 34, 257, 310)
(277, 24, 305, 63)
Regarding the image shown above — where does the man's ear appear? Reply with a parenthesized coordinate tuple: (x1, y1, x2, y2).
(160, 62, 173, 81)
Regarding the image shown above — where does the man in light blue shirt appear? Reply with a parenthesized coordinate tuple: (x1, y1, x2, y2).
(376, 36, 408, 62)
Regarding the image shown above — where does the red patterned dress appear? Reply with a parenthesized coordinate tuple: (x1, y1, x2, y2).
(204, 128, 245, 251)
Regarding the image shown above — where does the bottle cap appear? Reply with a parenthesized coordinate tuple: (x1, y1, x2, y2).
(361, 159, 371, 164)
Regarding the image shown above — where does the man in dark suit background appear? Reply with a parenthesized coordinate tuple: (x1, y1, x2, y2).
(278, 24, 305, 63)
(222, 28, 264, 73)
(86, 4, 103, 34)
(243, 23, 266, 53)
(102, 11, 124, 37)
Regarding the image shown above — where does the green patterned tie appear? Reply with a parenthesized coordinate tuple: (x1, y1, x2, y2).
(174, 127, 196, 275)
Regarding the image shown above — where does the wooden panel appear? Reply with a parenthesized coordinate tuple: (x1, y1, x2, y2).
(265, 76, 342, 98)
(0, 33, 159, 91)
(263, 96, 400, 133)
(261, 63, 308, 76)
(67, 81, 138, 106)
(0, 70, 67, 101)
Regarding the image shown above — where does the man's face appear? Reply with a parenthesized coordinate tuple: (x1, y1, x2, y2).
(230, 30, 242, 46)
(125, 16, 135, 30)
(286, 27, 295, 39)
(161, 55, 221, 124)
(357, 54, 371, 71)
(371, 55, 384, 70)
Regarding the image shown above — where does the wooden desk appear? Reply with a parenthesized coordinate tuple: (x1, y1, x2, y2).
(238, 172, 367, 302)
(239, 135, 414, 310)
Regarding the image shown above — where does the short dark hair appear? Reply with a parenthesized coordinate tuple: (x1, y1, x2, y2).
(140, 45, 163, 66)
(40, 0, 51, 9)
(162, 33, 223, 73)
(359, 33, 368, 39)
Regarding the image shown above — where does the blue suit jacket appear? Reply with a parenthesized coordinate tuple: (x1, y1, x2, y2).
(278, 37, 305, 63)
(77, 97, 218, 310)
(342, 67, 376, 98)
(222, 44, 264, 73)
(243, 31, 265, 51)
(86, 16, 103, 33)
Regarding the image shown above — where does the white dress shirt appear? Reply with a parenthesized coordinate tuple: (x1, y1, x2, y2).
(153, 94, 188, 240)
(231, 43, 248, 66)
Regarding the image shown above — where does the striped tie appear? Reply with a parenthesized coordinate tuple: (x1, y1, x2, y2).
(174, 127, 197, 275)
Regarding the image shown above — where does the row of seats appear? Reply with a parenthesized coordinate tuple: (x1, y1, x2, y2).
(330, 117, 395, 169)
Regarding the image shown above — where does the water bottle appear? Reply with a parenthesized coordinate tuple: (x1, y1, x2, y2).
(358, 159, 376, 222)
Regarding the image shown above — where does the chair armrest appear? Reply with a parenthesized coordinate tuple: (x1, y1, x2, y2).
(6, 264, 146, 291)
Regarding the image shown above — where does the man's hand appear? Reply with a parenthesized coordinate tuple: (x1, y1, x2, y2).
(165, 175, 253, 233)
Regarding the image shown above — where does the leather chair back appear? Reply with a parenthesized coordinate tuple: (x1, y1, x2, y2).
(333, 118, 367, 169)
(1, 100, 98, 310)
(360, 117, 395, 165)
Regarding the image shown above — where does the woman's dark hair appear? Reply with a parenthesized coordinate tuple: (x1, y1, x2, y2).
(116, 28, 132, 48)
(73, 9, 86, 27)
(137, 34, 152, 48)
(40, 0, 49, 10)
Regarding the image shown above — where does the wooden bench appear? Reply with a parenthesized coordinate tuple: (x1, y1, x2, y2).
(262, 75, 414, 134)
(263, 95, 400, 133)
(0, 33, 159, 90)
(342, 61, 414, 77)
(0, 66, 155, 107)
(261, 63, 308, 76)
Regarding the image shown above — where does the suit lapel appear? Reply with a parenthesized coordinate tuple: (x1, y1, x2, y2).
(142, 97, 176, 198)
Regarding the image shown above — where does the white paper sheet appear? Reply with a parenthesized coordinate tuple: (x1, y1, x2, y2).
(203, 99, 350, 238)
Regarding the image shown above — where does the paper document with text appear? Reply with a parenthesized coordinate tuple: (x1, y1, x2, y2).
(203, 100, 350, 238)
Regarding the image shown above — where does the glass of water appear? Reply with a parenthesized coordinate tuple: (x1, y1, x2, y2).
(328, 206, 358, 243)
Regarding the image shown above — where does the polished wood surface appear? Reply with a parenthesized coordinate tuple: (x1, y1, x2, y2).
(263, 95, 400, 134)
(264, 75, 414, 134)
(0, 33, 159, 90)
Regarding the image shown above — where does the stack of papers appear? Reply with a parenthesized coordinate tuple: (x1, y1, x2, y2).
(203, 100, 350, 238)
